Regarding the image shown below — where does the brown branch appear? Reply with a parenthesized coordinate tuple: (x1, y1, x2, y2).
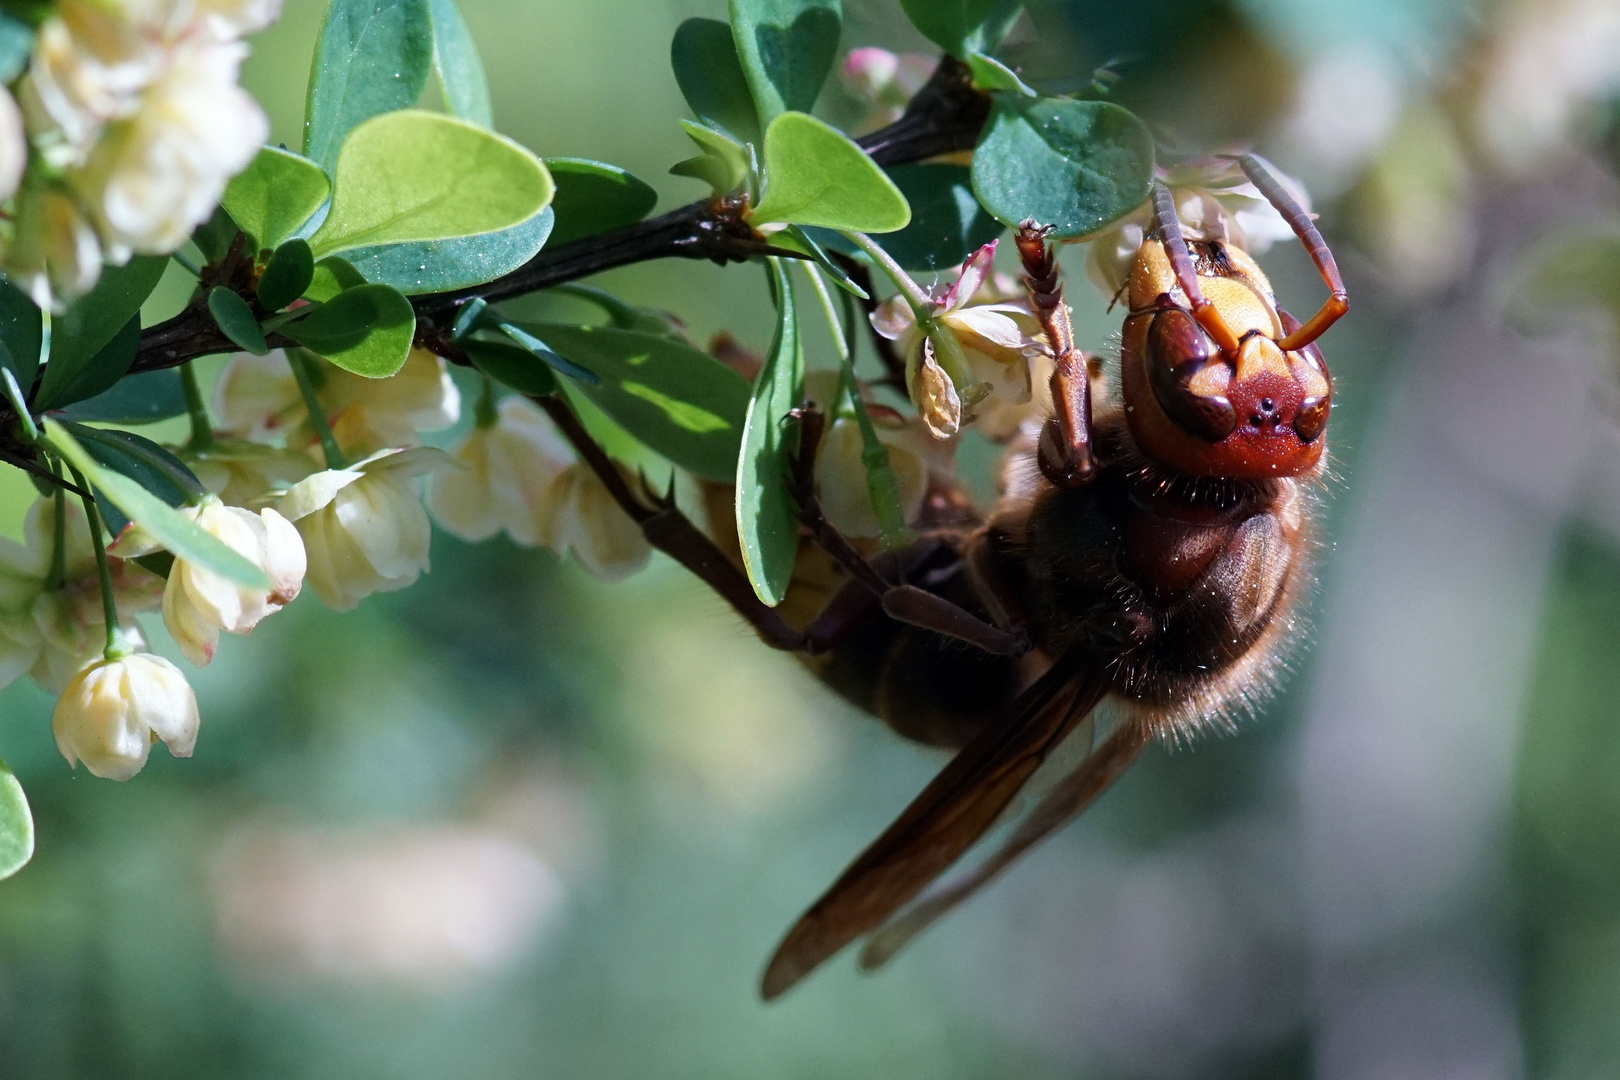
(124, 56, 989, 378)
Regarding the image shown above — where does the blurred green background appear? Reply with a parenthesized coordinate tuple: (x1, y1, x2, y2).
(4, 0, 1620, 1076)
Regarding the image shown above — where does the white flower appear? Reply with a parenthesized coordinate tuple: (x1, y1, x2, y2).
(278, 448, 457, 611)
(839, 47, 935, 131)
(184, 438, 316, 507)
(1083, 158, 1311, 300)
(0, 496, 162, 692)
(428, 396, 573, 545)
(214, 348, 461, 458)
(870, 241, 1043, 439)
(112, 497, 304, 667)
(538, 462, 650, 582)
(75, 35, 266, 259)
(0, 87, 26, 206)
(53, 651, 199, 780)
(813, 411, 931, 539)
(6, 182, 103, 309)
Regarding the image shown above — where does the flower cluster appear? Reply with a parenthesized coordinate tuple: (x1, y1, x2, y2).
(3, 0, 278, 306)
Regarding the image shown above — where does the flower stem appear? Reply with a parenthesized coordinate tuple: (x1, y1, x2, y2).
(0, 366, 36, 444)
(47, 465, 65, 590)
(474, 374, 498, 429)
(842, 231, 934, 315)
(180, 362, 213, 452)
(802, 265, 914, 550)
(288, 348, 346, 470)
(66, 463, 124, 660)
(170, 251, 202, 278)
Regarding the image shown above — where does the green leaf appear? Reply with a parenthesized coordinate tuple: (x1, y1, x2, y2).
(777, 225, 866, 298)
(668, 121, 750, 195)
(308, 110, 554, 257)
(518, 322, 752, 481)
(734, 259, 804, 604)
(43, 419, 268, 588)
(545, 159, 658, 247)
(341, 207, 551, 294)
(257, 239, 316, 311)
(35, 316, 140, 413)
(749, 111, 910, 232)
(281, 283, 416, 377)
(727, 0, 841, 131)
(465, 337, 558, 396)
(35, 256, 166, 411)
(495, 322, 599, 384)
(428, 0, 492, 127)
(304, 0, 434, 170)
(966, 50, 1035, 95)
(221, 146, 331, 252)
(305, 256, 368, 303)
(57, 370, 187, 424)
(64, 422, 206, 511)
(670, 17, 761, 146)
(192, 206, 240, 263)
(0, 14, 33, 84)
(874, 163, 1004, 270)
(899, 0, 1021, 57)
(0, 276, 41, 393)
(971, 95, 1154, 239)
(0, 758, 32, 882)
(208, 287, 268, 355)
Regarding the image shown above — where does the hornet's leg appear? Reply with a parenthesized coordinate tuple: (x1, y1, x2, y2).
(1016, 221, 1099, 488)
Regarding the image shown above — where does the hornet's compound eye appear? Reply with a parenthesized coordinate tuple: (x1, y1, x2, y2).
(1145, 307, 1236, 442)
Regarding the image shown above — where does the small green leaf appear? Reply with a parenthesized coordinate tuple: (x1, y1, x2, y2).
(670, 17, 761, 146)
(208, 287, 268, 355)
(281, 283, 416, 377)
(305, 256, 369, 302)
(58, 370, 187, 424)
(874, 163, 1004, 270)
(0, 14, 33, 84)
(428, 0, 492, 127)
(43, 419, 268, 588)
(341, 207, 552, 294)
(971, 95, 1154, 239)
(899, 0, 1021, 57)
(966, 50, 1035, 95)
(778, 226, 866, 298)
(35, 316, 140, 412)
(735, 259, 804, 604)
(728, 0, 841, 131)
(519, 322, 752, 481)
(465, 337, 558, 396)
(0, 758, 32, 882)
(0, 277, 42, 393)
(304, 0, 434, 170)
(308, 110, 554, 257)
(545, 159, 658, 247)
(668, 121, 750, 195)
(257, 239, 316, 311)
(221, 147, 332, 251)
(192, 206, 240, 263)
(749, 111, 910, 232)
(495, 322, 599, 384)
(36, 256, 166, 411)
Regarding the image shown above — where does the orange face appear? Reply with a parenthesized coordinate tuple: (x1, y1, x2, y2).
(1119, 240, 1331, 479)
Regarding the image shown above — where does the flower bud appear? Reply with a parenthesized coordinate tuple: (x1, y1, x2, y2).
(814, 414, 930, 538)
(278, 448, 456, 611)
(539, 463, 650, 582)
(53, 652, 200, 781)
(428, 396, 573, 545)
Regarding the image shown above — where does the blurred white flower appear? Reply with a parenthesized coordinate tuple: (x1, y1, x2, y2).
(539, 462, 650, 582)
(1083, 159, 1310, 300)
(0, 88, 26, 206)
(6, 182, 103, 309)
(871, 241, 1042, 439)
(74, 36, 266, 259)
(0, 497, 162, 693)
(8, 0, 279, 303)
(53, 651, 199, 780)
(428, 396, 573, 545)
(278, 448, 456, 611)
(185, 438, 317, 507)
(214, 348, 461, 459)
(813, 411, 930, 538)
(112, 497, 304, 667)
